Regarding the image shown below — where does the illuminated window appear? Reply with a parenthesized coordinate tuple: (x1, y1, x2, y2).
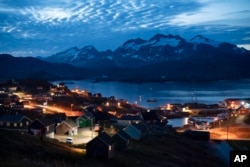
(20, 123, 23, 127)
(14, 123, 17, 127)
(7, 122, 10, 127)
(109, 146, 112, 151)
(26, 121, 29, 126)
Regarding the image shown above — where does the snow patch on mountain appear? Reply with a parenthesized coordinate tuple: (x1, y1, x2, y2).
(53, 47, 80, 62)
(152, 37, 180, 47)
(190, 35, 221, 48)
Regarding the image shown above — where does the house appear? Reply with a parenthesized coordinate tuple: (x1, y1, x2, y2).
(224, 98, 250, 109)
(0, 114, 32, 131)
(132, 122, 149, 136)
(76, 115, 94, 128)
(28, 117, 55, 138)
(117, 115, 142, 126)
(9, 101, 24, 110)
(123, 124, 142, 140)
(56, 119, 78, 136)
(141, 110, 160, 124)
(86, 132, 115, 159)
(112, 129, 131, 151)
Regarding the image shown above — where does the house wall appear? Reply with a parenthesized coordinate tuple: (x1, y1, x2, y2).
(0, 117, 31, 130)
(56, 123, 71, 135)
(86, 139, 114, 159)
(77, 118, 91, 128)
(117, 120, 141, 126)
(112, 135, 128, 151)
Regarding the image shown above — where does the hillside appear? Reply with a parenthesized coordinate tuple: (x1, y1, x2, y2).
(0, 129, 225, 167)
(0, 54, 90, 81)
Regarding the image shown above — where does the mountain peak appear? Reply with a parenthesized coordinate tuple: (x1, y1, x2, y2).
(149, 34, 183, 41)
(54, 47, 79, 57)
(81, 45, 97, 51)
(123, 38, 146, 46)
(190, 35, 221, 47)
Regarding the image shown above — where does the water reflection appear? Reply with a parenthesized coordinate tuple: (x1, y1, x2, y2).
(53, 80, 250, 108)
(167, 117, 189, 128)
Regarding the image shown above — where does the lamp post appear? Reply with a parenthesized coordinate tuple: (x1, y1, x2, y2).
(227, 126, 229, 141)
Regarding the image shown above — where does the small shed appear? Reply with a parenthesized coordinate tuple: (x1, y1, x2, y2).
(86, 132, 115, 159)
(56, 119, 78, 136)
(28, 117, 55, 138)
(123, 124, 142, 141)
(76, 115, 93, 128)
(112, 129, 131, 151)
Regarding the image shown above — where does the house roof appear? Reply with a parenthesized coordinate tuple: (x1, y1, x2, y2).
(77, 113, 94, 121)
(0, 114, 30, 122)
(35, 117, 54, 126)
(62, 119, 78, 128)
(132, 122, 149, 134)
(123, 124, 141, 134)
(123, 125, 141, 140)
(97, 132, 113, 145)
(116, 129, 131, 141)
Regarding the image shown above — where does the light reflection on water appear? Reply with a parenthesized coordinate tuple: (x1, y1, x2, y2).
(167, 117, 189, 128)
(53, 80, 250, 108)
(167, 117, 215, 128)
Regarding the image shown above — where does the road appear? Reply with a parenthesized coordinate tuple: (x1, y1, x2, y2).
(210, 115, 250, 140)
(54, 128, 98, 145)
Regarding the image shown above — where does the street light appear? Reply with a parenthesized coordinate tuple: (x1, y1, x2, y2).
(227, 126, 229, 141)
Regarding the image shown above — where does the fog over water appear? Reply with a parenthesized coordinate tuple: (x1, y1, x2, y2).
(54, 80, 250, 108)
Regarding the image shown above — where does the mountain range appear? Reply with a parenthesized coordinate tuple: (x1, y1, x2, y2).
(1, 34, 250, 82)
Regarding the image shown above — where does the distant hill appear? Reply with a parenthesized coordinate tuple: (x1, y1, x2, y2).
(0, 54, 89, 80)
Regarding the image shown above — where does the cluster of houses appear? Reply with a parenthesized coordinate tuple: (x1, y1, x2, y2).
(0, 103, 167, 159)
(1, 80, 250, 159)
(86, 111, 165, 159)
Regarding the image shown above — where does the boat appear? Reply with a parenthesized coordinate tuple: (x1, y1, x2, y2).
(147, 99, 157, 103)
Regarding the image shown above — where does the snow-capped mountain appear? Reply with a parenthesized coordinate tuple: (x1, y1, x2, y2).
(43, 34, 250, 68)
(45, 45, 114, 67)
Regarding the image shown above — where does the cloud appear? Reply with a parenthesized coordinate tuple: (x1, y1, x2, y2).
(0, 0, 249, 57)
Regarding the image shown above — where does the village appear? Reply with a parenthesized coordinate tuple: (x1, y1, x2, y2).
(1, 79, 250, 162)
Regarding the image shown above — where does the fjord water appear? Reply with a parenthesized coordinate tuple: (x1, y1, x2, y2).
(54, 80, 250, 108)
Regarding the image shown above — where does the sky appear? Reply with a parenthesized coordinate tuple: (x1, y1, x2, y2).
(0, 0, 249, 57)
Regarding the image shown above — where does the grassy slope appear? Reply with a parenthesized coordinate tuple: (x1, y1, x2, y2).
(0, 129, 225, 167)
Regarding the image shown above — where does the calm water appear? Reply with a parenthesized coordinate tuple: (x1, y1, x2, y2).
(53, 80, 250, 108)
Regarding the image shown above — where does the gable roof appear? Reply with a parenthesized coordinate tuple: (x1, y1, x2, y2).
(97, 132, 113, 145)
(76, 113, 94, 121)
(62, 119, 78, 128)
(132, 122, 149, 134)
(123, 125, 141, 140)
(0, 114, 31, 122)
(116, 129, 131, 141)
(35, 117, 54, 126)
